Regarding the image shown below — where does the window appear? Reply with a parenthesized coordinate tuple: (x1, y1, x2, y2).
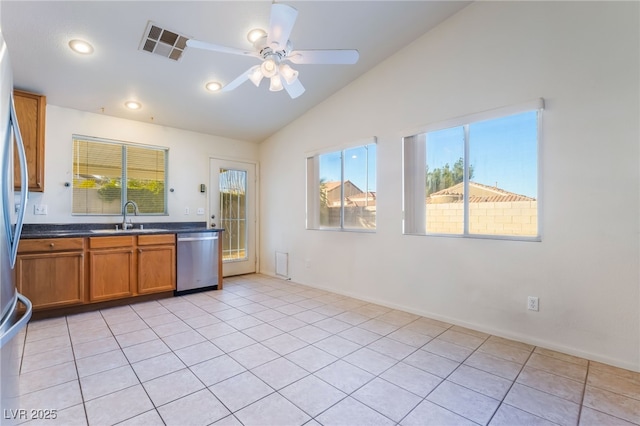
(403, 99, 543, 239)
(72, 135, 168, 215)
(307, 139, 377, 231)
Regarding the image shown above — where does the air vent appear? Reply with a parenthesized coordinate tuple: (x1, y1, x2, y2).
(139, 21, 189, 61)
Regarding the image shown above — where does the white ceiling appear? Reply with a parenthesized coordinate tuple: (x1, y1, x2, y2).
(1, 1, 469, 143)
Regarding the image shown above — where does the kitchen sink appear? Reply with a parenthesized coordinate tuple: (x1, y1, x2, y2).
(90, 228, 167, 234)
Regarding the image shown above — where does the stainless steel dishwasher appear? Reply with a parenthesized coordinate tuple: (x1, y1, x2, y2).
(176, 231, 219, 295)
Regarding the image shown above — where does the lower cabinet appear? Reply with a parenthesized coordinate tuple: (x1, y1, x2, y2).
(137, 234, 176, 294)
(88, 236, 135, 302)
(16, 238, 85, 310)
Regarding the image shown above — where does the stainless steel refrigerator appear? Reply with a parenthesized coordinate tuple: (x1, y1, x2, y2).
(0, 9, 33, 421)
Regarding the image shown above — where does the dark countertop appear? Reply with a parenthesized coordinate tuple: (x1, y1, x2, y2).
(21, 222, 224, 239)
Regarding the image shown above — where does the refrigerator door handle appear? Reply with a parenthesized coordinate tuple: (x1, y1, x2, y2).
(8, 94, 27, 268)
(0, 293, 32, 347)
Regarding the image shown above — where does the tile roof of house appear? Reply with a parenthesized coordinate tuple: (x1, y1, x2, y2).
(427, 181, 535, 203)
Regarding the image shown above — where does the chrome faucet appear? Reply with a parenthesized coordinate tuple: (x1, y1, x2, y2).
(122, 200, 139, 230)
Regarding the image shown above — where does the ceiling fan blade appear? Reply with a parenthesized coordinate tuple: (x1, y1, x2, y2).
(266, 3, 298, 49)
(186, 39, 258, 58)
(287, 49, 359, 65)
(283, 78, 305, 99)
(221, 66, 256, 92)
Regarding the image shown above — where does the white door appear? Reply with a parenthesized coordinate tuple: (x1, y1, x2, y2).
(210, 158, 256, 277)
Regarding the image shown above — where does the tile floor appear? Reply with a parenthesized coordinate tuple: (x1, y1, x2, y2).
(10, 274, 640, 426)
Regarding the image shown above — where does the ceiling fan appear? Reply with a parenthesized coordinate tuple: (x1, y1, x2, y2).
(186, 2, 359, 99)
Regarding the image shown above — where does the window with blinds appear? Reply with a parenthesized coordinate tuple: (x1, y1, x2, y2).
(72, 136, 168, 215)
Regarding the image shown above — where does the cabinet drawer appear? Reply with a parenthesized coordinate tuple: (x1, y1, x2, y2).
(18, 238, 84, 253)
(138, 234, 175, 246)
(89, 236, 135, 249)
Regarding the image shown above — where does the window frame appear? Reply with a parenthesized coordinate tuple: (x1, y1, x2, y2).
(306, 137, 377, 232)
(72, 135, 169, 216)
(402, 99, 544, 241)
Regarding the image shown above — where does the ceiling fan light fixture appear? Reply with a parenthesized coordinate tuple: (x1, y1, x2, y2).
(69, 39, 94, 55)
(247, 28, 267, 44)
(269, 75, 283, 92)
(248, 66, 264, 87)
(261, 58, 278, 78)
(279, 64, 298, 84)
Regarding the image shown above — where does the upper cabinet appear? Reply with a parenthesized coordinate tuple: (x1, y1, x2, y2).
(14, 90, 46, 192)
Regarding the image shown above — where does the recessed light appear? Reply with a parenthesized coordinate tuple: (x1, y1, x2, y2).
(205, 81, 222, 92)
(68, 39, 94, 55)
(247, 28, 266, 44)
(124, 101, 141, 110)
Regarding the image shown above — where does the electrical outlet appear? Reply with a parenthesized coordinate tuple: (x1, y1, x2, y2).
(184, 207, 190, 215)
(34, 204, 48, 215)
(197, 207, 205, 215)
(527, 296, 539, 311)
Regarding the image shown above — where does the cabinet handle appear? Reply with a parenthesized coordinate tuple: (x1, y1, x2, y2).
(49, 243, 54, 248)
(138, 249, 143, 253)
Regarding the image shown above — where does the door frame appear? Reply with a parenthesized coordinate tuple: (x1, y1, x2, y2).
(209, 156, 259, 277)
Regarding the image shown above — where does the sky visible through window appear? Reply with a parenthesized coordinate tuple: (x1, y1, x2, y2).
(319, 144, 377, 193)
(427, 111, 538, 198)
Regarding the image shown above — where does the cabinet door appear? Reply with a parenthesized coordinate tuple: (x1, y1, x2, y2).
(138, 245, 176, 294)
(14, 90, 45, 192)
(16, 252, 84, 310)
(89, 249, 134, 301)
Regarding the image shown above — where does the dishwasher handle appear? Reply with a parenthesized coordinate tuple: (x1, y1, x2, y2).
(177, 235, 218, 242)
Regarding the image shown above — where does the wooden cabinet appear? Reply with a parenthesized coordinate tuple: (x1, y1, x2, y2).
(14, 90, 46, 192)
(16, 238, 84, 310)
(137, 234, 176, 294)
(88, 236, 135, 302)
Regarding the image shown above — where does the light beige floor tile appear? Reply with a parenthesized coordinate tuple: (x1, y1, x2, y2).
(504, 383, 581, 426)
(358, 319, 399, 336)
(378, 310, 419, 327)
(487, 335, 534, 352)
(72, 336, 119, 360)
(19, 361, 78, 395)
(235, 392, 311, 426)
(490, 403, 557, 426)
(76, 349, 128, 378)
(315, 360, 375, 394)
(250, 357, 309, 390)
(387, 327, 433, 347)
(427, 380, 500, 425)
(588, 367, 640, 400)
(151, 320, 191, 338)
(20, 346, 74, 374)
(241, 323, 283, 342)
(343, 347, 396, 376)
(114, 328, 158, 348)
(517, 366, 585, 403)
(527, 352, 588, 383)
(289, 324, 332, 344)
(21, 403, 87, 426)
(162, 329, 206, 351)
(197, 322, 237, 340)
(579, 406, 638, 426)
(142, 368, 205, 407)
(353, 377, 422, 422)
(404, 349, 460, 378)
(131, 352, 185, 382)
(122, 339, 171, 364)
(157, 389, 230, 426)
(313, 335, 361, 358)
(85, 384, 154, 425)
(422, 338, 474, 362)
(332, 311, 369, 326)
(261, 333, 308, 355)
(225, 315, 264, 330)
(228, 342, 280, 369)
(448, 364, 513, 400)
(211, 331, 256, 353)
(402, 319, 450, 338)
(189, 354, 246, 386)
(182, 313, 220, 329)
(583, 385, 640, 424)
(366, 336, 416, 360)
(117, 409, 165, 426)
(213, 308, 248, 321)
(450, 325, 491, 339)
(69, 327, 113, 345)
(534, 346, 589, 366)
(22, 335, 71, 357)
(281, 375, 347, 417)
(269, 316, 310, 332)
(315, 396, 394, 426)
(108, 318, 149, 335)
(338, 326, 382, 346)
(26, 317, 67, 332)
(174, 341, 223, 366)
(401, 399, 477, 426)
(286, 345, 338, 373)
(79, 364, 139, 401)
(590, 361, 640, 382)
(24, 324, 68, 343)
(276, 303, 308, 316)
(139, 312, 180, 327)
(19, 381, 83, 414)
(380, 362, 442, 397)
(251, 308, 287, 322)
(438, 329, 486, 350)
(478, 340, 532, 364)
(210, 371, 274, 412)
(464, 351, 523, 381)
(213, 415, 244, 426)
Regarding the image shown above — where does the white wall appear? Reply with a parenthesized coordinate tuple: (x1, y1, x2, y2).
(259, 2, 640, 371)
(24, 105, 258, 224)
